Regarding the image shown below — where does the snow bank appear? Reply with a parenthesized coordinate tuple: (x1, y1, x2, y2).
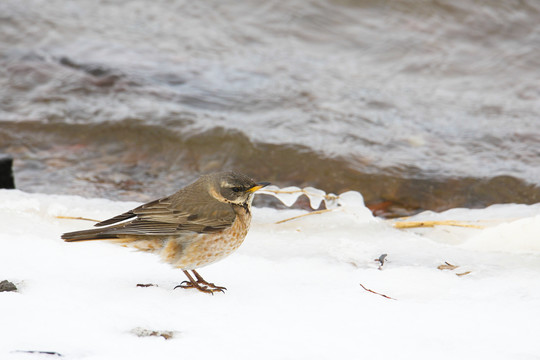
(1, 189, 539, 360)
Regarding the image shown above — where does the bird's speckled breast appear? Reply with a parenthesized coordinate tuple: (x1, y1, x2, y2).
(162, 205, 252, 270)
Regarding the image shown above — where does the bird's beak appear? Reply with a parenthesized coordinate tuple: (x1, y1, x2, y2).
(247, 182, 271, 193)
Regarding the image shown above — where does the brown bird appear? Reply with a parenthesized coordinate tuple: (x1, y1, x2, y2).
(62, 171, 269, 294)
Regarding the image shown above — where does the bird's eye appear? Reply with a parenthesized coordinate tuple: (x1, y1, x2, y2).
(231, 187, 242, 193)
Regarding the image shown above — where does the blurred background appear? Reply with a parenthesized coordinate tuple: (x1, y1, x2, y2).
(1, 0, 539, 216)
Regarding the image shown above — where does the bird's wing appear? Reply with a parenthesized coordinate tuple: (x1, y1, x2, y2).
(94, 189, 236, 236)
(94, 198, 161, 226)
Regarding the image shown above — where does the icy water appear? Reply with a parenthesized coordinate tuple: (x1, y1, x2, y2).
(1, 0, 539, 214)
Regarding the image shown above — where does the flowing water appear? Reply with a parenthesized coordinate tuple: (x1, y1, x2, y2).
(1, 0, 539, 214)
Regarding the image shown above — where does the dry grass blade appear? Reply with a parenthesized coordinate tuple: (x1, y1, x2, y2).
(392, 220, 484, 229)
(275, 209, 335, 224)
(55, 215, 100, 223)
(438, 262, 459, 270)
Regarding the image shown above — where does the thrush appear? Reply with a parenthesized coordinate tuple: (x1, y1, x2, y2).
(62, 171, 269, 294)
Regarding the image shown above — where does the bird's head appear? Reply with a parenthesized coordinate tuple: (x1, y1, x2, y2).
(207, 171, 270, 206)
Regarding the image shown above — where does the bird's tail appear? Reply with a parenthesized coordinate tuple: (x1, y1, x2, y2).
(61, 227, 121, 242)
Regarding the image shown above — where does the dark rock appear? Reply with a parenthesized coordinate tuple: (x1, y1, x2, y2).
(0, 280, 17, 292)
(0, 156, 15, 189)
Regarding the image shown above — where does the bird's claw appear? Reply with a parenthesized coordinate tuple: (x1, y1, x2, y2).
(198, 281, 227, 292)
(177, 270, 227, 294)
(174, 281, 225, 295)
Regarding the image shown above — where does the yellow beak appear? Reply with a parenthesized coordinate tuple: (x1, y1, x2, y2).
(247, 182, 271, 193)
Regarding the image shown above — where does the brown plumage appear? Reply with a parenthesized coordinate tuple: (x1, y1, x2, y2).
(62, 171, 269, 294)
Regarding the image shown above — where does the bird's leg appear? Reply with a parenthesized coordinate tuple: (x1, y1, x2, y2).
(174, 270, 215, 294)
(175, 270, 225, 294)
(192, 270, 227, 292)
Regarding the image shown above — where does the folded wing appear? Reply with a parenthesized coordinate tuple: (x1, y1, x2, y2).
(62, 187, 235, 242)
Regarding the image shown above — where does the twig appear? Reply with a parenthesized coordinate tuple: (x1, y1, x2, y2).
(275, 209, 335, 224)
(13, 350, 62, 357)
(392, 220, 484, 229)
(55, 215, 100, 223)
(359, 283, 396, 300)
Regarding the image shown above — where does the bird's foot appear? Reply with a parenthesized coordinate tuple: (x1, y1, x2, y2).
(174, 281, 222, 294)
(176, 270, 226, 294)
(195, 279, 227, 292)
(191, 270, 227, 292)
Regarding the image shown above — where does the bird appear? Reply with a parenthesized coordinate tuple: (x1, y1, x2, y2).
(61, 171, 269, 294)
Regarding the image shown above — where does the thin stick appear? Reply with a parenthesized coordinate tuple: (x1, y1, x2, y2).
(275, 209, 335, 224)
(13, 350, 62, 357)
(392, 220, 484, 229)
(55, 215, 100, 223)
(359, 283, 396, 300)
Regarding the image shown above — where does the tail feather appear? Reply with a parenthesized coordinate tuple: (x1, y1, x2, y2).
(62, 228, 121, 242)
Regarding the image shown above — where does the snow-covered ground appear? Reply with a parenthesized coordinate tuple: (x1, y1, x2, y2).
(1, 188, 539, 360)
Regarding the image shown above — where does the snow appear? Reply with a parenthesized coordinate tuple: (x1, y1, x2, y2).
(1, 188, 540, 360)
